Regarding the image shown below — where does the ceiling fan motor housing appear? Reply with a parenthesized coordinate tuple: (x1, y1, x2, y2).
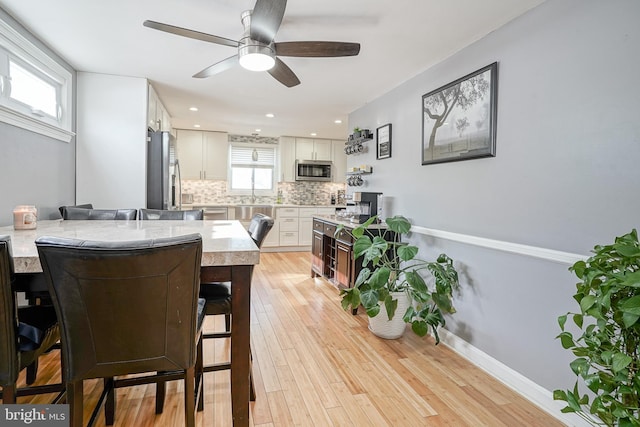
(238, 10, 276, 71)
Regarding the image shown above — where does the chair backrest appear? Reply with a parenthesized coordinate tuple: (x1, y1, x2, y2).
(62, 207, 137, 220)
(139, 209, 204, 220)
(36, 234, 203, 382)
(58, 204, 93, 217)
(247, 213, 274, 248)
(0, 235, 18, 385)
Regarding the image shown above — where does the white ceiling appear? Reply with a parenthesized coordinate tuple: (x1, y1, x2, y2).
(1, 0, 544, 140)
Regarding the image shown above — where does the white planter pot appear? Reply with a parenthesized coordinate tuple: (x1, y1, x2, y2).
(368, 291, 411, 339)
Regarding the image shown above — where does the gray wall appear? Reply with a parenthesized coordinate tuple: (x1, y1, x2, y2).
(0, 9, 76, 226)
(348, 0, 640, 396)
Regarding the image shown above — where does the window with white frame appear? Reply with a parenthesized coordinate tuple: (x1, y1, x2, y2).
(0, 17, 73, 142)
(229, 144, 276, 195)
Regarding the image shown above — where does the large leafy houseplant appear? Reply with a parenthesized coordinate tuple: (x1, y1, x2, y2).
(555, 229, 640, 426)
(338, 215, 459, 343)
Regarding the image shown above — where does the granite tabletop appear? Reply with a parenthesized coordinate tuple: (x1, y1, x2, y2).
(0, 219, 260, 273)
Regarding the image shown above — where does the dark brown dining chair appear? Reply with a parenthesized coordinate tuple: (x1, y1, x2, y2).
(139, 208, 204, 220)
(199, 213, 274, 400)
(36, 234, 205, 427)
(58, 204, 93, 218)
(61, 207, 137, 220)
(0, 235, 63, 403)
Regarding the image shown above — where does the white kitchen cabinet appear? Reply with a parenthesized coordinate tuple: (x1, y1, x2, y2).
(262, 220, 280, 247)
(279, 136, 296, 182)
(332, 139, 347, 183)
(298, 207, 316, 246)
(148, 83, 172, 133)
(176, 129, 228, 180)
(147, 84, 159, 131)
(295, 138, 332, 161)
(276, 207, 299, 246)
(159, 103, 172, 132)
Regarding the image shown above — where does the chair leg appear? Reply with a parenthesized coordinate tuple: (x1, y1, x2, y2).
(156, 373, 166, 414)
(184, 366, 196, 427)
(249, 370, 256, 401)
(68, 380, 83, 427)
(26, 360, 38, 385)
(224, 313, 231, 332)
(196, 338, 204, 411)
(2, 384, 16, 403)
(104, 377, 115, 425)
(249, 346, 256, 401)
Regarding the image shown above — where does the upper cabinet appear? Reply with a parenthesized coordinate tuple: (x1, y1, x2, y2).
(176, 129, 228, 180)
(279, 136, 296, 182)
(295, 138, 332, 161)
(279, 136, 347, 183)
(147, 83, 172, 133)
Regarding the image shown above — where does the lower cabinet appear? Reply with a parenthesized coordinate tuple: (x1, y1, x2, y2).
(335, 241, 352, 289)
(311, 216, 391, 290)
(311, 217, 351, 288)
(274, 206, 336, 248)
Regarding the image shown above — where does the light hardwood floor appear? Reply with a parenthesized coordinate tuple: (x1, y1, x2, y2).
(8, 251, 565, 426)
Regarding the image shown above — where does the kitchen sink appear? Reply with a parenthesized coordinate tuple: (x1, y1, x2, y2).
(234, 205, 273, 221)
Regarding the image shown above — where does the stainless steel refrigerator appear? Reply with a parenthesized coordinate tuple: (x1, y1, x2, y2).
(146, 130, 181, 210)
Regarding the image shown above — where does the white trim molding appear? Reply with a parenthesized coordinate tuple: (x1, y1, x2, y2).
(0, 105, 74, 142)
(411, 225, 586, 265)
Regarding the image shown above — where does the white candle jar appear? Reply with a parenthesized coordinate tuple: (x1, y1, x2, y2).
(13, 205, 37, 230)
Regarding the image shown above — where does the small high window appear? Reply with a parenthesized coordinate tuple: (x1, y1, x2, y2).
(0, 17, 73, 142)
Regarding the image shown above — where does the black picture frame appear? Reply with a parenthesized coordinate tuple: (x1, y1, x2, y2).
(376, 123, 392, 159)
(422, 62, 497, 165)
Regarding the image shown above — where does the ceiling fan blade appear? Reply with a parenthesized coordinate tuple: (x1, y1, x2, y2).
(268, 58, 300, 88)
(143, 20, 239, 48)
(250, 0, 287, 44)
(193, 55, 239, 78)
(275, 41, 361, 57)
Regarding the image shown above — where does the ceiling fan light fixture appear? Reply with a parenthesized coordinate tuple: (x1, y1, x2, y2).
(239, 43, 275, 71)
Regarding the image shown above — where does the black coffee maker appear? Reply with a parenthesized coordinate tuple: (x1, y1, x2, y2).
(352, 191, 382, 223)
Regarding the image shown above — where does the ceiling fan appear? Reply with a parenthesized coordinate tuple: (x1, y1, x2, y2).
(143, 0, 360, 88)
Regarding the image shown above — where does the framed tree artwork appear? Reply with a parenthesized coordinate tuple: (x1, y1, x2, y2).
(422, 62, 497, 165)
(376, 123, 392, 159)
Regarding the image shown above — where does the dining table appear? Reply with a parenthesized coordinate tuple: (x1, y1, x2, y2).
(0, 218, 260, 427)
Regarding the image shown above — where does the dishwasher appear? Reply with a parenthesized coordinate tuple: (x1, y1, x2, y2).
(201, 207, 228, 220)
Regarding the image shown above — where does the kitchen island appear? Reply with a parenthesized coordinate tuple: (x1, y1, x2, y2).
(310, 215, 390, 291)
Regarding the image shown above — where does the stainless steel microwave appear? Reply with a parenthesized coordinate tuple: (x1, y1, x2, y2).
(295, 160, 333, 182)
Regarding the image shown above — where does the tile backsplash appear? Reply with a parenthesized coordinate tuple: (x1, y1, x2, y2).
(182, 180, 346, 206)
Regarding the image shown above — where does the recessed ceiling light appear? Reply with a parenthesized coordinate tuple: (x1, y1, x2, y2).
(265, 113, 274, 118)
(334, 119, 342, 124)
(310, 133, 317, 136)
(189, 107, 198, 112)
(255, 129, 261, 132)
(194, 124, 201, 128)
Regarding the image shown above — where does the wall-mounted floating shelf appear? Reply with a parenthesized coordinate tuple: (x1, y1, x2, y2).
(346, 167, 373, 175)
(345, 131, 373, 155)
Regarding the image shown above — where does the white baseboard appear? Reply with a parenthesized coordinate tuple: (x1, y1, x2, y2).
(438, 329, 592, 427)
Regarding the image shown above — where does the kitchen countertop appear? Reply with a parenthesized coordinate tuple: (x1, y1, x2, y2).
(313, 215, 388, 229)
(1, 219, 260, 273)
(181, 203, 346, 209)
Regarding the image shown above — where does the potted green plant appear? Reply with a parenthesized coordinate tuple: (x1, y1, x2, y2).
(338, 215, 459, 342)
(555, 229, 640, 426)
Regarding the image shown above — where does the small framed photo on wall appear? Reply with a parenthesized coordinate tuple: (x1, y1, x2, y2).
(377, 123, 392, 159)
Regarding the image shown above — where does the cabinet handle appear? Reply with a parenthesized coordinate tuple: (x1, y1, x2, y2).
(203, 171, 206, 179)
